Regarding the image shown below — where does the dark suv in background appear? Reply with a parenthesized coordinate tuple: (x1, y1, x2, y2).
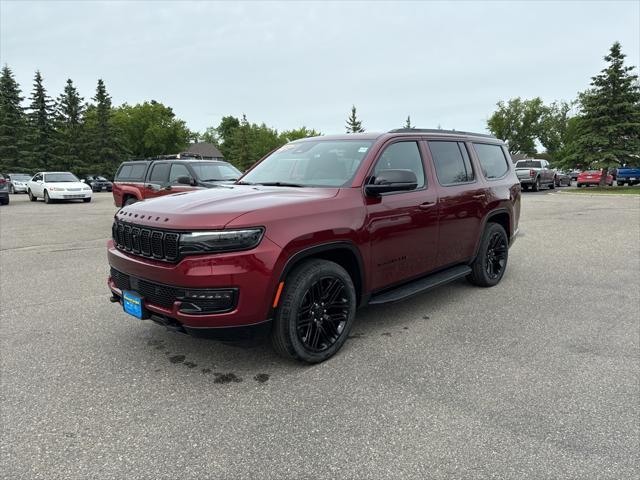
(108, 129, 520, 363)
(112, 154, 242, 207)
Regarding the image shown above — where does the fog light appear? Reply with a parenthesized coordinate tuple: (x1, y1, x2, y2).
(179, 289, 237, 314)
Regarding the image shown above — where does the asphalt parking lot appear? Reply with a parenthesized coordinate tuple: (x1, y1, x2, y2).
(1, 190, 639, 480)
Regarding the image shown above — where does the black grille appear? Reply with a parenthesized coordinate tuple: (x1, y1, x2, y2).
(110, 267, 181, 308)
(112, 220, 180, 262)
(110, 268, 237, 314)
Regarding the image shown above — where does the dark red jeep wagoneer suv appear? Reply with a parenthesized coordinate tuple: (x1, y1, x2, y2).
(108, 129, 520, 363)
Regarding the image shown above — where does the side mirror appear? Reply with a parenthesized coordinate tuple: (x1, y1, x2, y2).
(365, 169, 418, 196)
(80, 179, 85, 183)
(176, 175, 196, 186)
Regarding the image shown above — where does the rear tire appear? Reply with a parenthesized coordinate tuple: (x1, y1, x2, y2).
(28, 190, 37, 201)
(271, 259, 356, 363)
(467, 223, 509, 288)
(532, 178, 540, 192)
(617, 181, 625, 186)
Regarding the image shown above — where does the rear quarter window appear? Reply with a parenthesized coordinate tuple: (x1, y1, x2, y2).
(115, 163, 147, 181)
(474, 143, 510, 179)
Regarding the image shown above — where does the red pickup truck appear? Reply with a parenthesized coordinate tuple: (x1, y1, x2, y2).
(112, 156, 242, 207)
(108, 130, 521, 363)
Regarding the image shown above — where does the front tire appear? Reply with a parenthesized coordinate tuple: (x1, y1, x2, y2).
(9, 185, 14, 194)
(44, 190, 53, 204)
(467, 223, 509, 288)
(123, 197, 137, 206)
(83, 197, 91, 203)
(549, 179, 555, 189)
(271, 259, 356, 363)
(28, 190, 37, 201)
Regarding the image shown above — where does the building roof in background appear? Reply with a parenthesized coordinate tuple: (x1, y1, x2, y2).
(183, 142, 223, 159)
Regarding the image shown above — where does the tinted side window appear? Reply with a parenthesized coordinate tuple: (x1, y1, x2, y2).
(169, 164, 191, 183)
(149, 163, 170, 183)
(115, 163, 147, 181)
(429, 141, 474, 185)
(372, 141, 425, 189)
(474, 143, 510, 179)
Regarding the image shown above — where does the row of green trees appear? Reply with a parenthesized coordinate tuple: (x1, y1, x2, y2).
(0, 67, 194, 175)
(487, 42, 640, 183)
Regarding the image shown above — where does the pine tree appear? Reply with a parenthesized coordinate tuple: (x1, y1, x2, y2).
(571, 42, 640, 185)
(55, 78, 85, 171)
(345, 105, 364, 133)
(0, 65, 26, 171)
(26, 70, 56, 170)
(404, 115, 412, 129)
(86, 79, 120, 172)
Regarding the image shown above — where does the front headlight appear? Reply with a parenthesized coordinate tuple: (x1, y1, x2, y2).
(179, 228, 264, 254)
(83, 186, 91, 190)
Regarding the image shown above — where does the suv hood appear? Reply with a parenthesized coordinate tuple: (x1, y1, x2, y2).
(115, 185, 340, 230)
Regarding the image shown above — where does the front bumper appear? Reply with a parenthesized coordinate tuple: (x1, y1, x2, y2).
(11, 184, 27, 193)
(107, 236, 283, 330)
(48, 190, 92, 199)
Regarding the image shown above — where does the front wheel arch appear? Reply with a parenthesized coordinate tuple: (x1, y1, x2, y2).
(275, 242, 365, 309)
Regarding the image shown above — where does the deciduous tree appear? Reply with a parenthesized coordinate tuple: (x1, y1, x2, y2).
(487, 97, 544, 155)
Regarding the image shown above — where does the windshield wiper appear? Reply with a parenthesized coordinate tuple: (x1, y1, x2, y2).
(255, 182, 304, 187)
(201, 178, 233, 182)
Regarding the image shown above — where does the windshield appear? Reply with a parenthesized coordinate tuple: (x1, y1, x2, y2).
(11, 174, 31, 181)
(44, 173, 79, 183)
(240, 140, 373, 187)
(190, 162, 241, 181)
(516, 161, 541, 168)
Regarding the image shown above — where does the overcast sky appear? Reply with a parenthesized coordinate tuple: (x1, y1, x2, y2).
(1, 1, 639, 135)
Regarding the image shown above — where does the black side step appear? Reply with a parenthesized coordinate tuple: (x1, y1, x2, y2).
(368, 265, 472, 305)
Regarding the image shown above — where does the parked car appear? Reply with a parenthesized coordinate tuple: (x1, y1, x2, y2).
(616, 166, 640, 186)
(6, 173, 32, 193)
(568, 170, 581, 181)
(515, 159, 556, 191)
(27, 172, 93, 203)
(576, 170, 614, 187)
(0, 174, 9, 205)
(82, 175, 113, 192)
(112, 155, 242, 207)
(107, 129, 521, 363)
(554, 170, 572, 187)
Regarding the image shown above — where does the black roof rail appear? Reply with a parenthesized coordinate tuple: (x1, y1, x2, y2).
(388, 128, 496, 139)
(128, 153, 220, 162)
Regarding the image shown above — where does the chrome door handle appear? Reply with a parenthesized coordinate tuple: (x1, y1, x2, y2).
(419, 201, 436, 209)
(472, 194, 485, 199)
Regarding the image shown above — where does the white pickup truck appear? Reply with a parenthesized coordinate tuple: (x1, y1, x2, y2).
(515, 159, 556, 191)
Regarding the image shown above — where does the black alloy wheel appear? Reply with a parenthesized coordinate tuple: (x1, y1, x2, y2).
(296, 276, 349, 353)
(467, 223, 509, 287)
(484, 231, 508, 280)
(271, 259, 356, 363)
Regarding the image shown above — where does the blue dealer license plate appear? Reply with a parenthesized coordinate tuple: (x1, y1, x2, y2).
(123, 291, 145, 319)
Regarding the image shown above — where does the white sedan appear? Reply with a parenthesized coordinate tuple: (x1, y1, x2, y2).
(27, 172, 93, 203)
